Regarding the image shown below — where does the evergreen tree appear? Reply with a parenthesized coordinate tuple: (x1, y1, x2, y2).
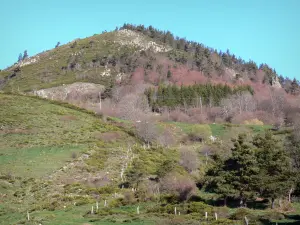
(22, 50, 28, 60)
(285, 132, 300, 199)
(207, 134, 259, 207)
(55, 42, 60, 48)
(206, 154, 236, 206)
(228, 134, 259, 206)
(167, 70, 172, 79)
(290, 78, 299, 95)
(253, 131, 294, 208)
(18, 53, 23, 63)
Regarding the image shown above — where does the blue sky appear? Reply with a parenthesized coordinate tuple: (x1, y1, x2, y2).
(1, 0, 299, 79)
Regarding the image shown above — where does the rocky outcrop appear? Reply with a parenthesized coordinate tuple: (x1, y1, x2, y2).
(33, 82, 105, 101)
(116, 29, 172, 53)
(18, 56, 40, 67)
(271, 76, 282, 88)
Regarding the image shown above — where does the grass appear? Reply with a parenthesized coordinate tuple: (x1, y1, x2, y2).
(0, 31, 139, 92)
(0, 93, 135, 178)
(0, 145, 84, 178)
(0, 93, 296, 224)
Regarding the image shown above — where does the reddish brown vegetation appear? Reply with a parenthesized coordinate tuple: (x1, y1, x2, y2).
(160, 172, 196, 201)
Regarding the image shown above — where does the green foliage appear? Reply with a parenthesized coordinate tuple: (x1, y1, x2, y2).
(206, 134, 259, 206)
(145, 83, 253, 110)
(253, 131, 294, 208)
(126, 146, 179, 187)
(187, 124, 212, 142)
(0, 93, 126, 178)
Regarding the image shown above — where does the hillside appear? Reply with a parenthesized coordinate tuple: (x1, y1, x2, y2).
(1, 24, 300, 224)
(1, 24, 299, 127)
(1, 93, 300, 224)
(1, 24, 298, 93)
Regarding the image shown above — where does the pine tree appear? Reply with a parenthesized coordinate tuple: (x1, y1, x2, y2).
(229, 134, 259, 206)
(22, 50, 28, 60)
(290, 78, 299, 95)
(55, 42, 60, 48)
(18, 53, 23, 63)
(167, 70, 172, 79)
(206, 134, 259, 207)
(206, 154, 236, 206)
(253, 131, 294, 208)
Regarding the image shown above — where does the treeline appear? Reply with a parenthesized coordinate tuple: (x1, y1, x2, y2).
(145, 83, 253, 111)
(119, 24, 282, 85)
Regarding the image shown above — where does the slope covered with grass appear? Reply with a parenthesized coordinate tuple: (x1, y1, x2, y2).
(0, 93, 133, 178)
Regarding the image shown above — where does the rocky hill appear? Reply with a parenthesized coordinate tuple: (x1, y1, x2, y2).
(1, 24, 297, 94)
(1, 25, 300, 224)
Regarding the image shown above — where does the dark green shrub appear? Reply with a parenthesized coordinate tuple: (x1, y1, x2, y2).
(229, 208, 252, 220)
(187, 202, 213, 214)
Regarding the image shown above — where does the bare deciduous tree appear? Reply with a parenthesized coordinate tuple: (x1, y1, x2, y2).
(160, 172, 196, 201)
(179, 147, 199, 173)
(118, 94, 150, 121)
(136, 120, 158, 145)
(220, 92, 256, 120)
(157, 129, 175, 147)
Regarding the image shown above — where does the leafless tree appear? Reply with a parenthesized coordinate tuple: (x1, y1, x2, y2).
(268, 87, 285, 118)
(118, 94, 150, 121)
(136, 120, 158, 145)
(179, 147, 199, 173)
(220, 92, 256, 119)
(157, 129, 175, 147)
(160, 172, 196, 201)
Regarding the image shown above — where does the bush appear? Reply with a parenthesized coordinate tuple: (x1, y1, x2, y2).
(179, 147, 199, 173)
(260, 211, 284, 221)
(164, 110, 190, 123)
(229, 208, 253, 220)
(243, 118, 264, 125)
(187, 125, 211, 142)
(120, 190, 136, 205)
(135, 120, 159, 144)
(157, 160, 177, 178)
(160, 172, 196, 202)
(187, 202, 213, 214)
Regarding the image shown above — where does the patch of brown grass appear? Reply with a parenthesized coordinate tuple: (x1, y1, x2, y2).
(0, 128, 32, 134)
(94, 131, 122, 142)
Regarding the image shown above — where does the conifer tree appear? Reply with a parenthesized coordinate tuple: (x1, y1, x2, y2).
(18, 53, 23, 63)
(207, 134, 259, 207)
(22, 50, 28, 60)
(253, 131, 294, 208)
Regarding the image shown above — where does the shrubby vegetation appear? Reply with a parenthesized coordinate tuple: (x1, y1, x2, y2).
(1, 24, 300, 224)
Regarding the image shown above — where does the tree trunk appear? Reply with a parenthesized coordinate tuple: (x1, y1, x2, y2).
(224, 196, 227, 206)
(240, 198, 244, 207)
(271, 198, 275, 209)
(288, 188, 293, 202)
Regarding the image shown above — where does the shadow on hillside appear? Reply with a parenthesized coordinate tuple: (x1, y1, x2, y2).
(258, 214, 300, 225)
(190, 195, 269, 210)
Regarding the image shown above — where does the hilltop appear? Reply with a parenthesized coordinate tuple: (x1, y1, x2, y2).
(1, 25, 300, 127)
(1, 24, 299, 92)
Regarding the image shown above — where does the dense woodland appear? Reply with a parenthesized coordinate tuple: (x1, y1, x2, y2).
(145, 83, 253, 111)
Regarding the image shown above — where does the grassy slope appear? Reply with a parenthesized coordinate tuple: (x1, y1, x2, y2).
(0, 93, 128, 178)
(0, 95, 298, 224)
(0, 31, 139, 92)
(0, 93, 139, 224)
